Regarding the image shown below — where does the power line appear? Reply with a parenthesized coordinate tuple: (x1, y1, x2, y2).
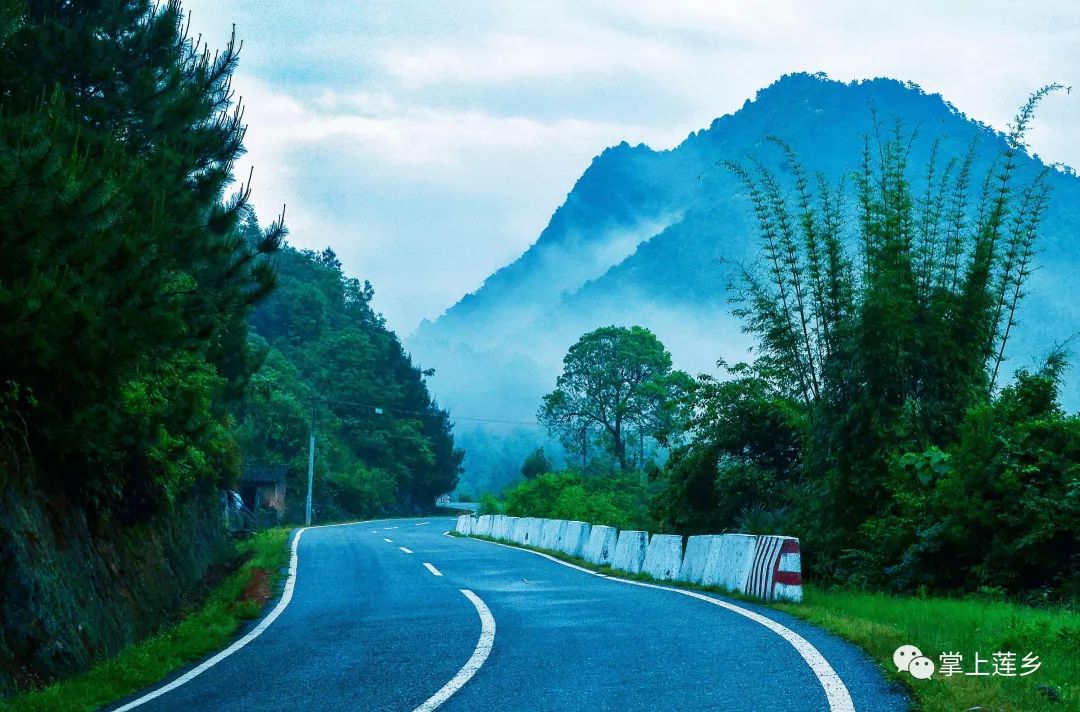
(312, 396, 543, 427)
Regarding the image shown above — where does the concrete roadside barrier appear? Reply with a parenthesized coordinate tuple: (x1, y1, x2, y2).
(509, 517, 527, 544)
(524, 517, 543, 546)
(474, 514, 493, 536)
(540, 519, 567, 550)
(557, 521, 591, 558)
(744, 535, 803, 602)
(491, 514, 509, 540)
(502, 516, 520, 542)
(582, 525, 618, 565)
(678, 535, 722, 584)
(611, 530, 649, 574)
(460, 515, 476, 536)
(701, 533, 758, 592)
(642, 534, 684, 581)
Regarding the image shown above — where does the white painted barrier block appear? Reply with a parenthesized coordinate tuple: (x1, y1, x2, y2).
(539, 519, 567, 550)
(642, 534, 684, 581)
(475, 514, 493, 537)
(502, 516, 520, 542)
(557, 521, 591, 558)
(491, 514, 509, 540)
(582, 525, 619, 565)
(524, 517, 543, 546)
(701, 533, 758, 592)
(611, 530, 649, 574)
(678, 535, 722, 584)
(509, 517, 527, 544)
(455, 514, 470, 534)
(744, 535, 803, 603)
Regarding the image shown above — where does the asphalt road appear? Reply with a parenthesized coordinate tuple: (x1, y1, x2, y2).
(107, 517, 909, 712)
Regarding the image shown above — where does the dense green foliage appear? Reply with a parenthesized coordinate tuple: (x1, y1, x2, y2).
(236, 246, 462, 521)
(539, 326, 691, 472)
(0, 2, 460, 697)
(0, 0, 457, 527)
(657, 90, 1080, 596)
(520, 447, 551, 480)
(0, 0, 282, 518)
(652, 363, 806, 536)
(502, 472, 655, 531)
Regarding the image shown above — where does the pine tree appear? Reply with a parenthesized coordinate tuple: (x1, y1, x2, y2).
(0, 1, 283, 516)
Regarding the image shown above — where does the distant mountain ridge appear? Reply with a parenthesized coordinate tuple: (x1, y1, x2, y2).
(408, 73, 1080, 492)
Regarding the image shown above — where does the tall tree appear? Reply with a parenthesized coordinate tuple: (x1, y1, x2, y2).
(0, 1, 283, 515)
(719, 87, 1068, 581)
(539, 326, 690, 472)
(520, 447, 551, 480)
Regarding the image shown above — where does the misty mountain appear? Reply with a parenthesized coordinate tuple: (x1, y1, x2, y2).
(408, 73, 1080, 494)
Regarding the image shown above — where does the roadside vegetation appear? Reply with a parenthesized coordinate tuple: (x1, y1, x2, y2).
(2, 528, 293, 712)
(239, 245, 463, 522)
(776, 588, 1078, 711)
(486, 472, 654, 531)
(0, 0, 461, 698)
(502, 88, 1078, 601)
(482, 87, 1079, 711)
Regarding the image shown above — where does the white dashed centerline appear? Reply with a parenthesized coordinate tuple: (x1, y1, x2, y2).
(399, 547, 414, 554)
(423, 562, 443, 577)
(383, 537, 393, 543)
(415, 522, 431, 526)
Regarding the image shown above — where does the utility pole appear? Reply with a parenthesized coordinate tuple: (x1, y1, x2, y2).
(305, 399, 316, 526)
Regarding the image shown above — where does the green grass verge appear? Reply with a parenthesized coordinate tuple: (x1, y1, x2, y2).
(456, 531, 1079, 712)
(774, 588, 1079, 712)
(2, 527, 293, 712)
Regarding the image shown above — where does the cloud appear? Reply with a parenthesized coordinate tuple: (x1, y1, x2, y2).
(181, 0, 1080, 333)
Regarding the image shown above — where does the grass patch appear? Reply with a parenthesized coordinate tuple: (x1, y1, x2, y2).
(3, 528, 293, 712)
(459, 532, 1080, 711)
(775, 588, 1079, 712)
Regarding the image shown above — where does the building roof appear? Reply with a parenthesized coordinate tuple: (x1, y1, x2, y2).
(239, 463, 289, 485)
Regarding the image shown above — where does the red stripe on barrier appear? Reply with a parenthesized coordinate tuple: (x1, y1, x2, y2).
(742, 536, 802, 600)
(775, 570, 801, 585)
(769, 538, 801, 599)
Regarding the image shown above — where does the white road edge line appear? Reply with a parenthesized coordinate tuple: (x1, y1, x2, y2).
(412, 589, 495, 712)
(423, 562, 443, 577)
(467, 537, 855, 712)
(400, 547, 414, 554)
(113, 518, 375, 711)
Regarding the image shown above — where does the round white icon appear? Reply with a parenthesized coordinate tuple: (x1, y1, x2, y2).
(893, 644, 923, 672)
(908, 656, 935, 680)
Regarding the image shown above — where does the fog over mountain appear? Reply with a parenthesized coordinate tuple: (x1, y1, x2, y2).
(407, 73, 1080, 495)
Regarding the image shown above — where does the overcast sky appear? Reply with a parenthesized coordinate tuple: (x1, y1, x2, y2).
(183, 0, 1079, 334)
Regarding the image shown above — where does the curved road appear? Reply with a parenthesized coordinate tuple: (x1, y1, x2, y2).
(107, 517, 908, 711)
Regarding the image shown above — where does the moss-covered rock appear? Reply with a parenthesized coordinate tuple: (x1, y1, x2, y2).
(0, 482, 229, 697)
